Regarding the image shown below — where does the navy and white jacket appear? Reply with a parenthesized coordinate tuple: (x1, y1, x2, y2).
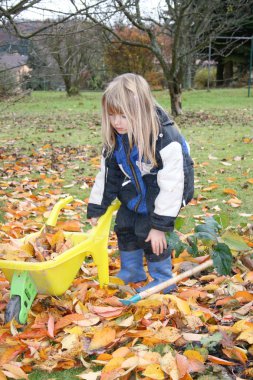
(87, 108, 194, 232)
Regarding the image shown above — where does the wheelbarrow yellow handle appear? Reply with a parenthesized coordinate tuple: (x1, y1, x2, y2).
(46, 196, 74, 227)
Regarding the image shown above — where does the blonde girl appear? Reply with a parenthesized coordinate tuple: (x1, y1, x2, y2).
(87, 73, 194, 293)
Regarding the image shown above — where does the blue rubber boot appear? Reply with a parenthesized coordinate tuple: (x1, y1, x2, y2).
(136, 256, 176, 294)
(116, 250, 147, 284)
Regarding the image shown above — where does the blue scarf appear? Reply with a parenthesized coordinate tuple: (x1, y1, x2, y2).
(114, 134, 148, 214)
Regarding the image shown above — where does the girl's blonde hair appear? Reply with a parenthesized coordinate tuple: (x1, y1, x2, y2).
(102, 73, 160, 165)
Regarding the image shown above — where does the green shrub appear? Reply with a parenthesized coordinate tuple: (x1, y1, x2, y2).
(194, 67, 217, 89)
(0, 65, 17, 97)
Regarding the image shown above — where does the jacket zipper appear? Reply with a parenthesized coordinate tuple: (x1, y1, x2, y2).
(122, 138, 142, 212)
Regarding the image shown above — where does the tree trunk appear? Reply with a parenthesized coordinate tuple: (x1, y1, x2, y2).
(216, 59, 224, 87)
(224, 61, 233, 87)
(168, 78, 183, 116)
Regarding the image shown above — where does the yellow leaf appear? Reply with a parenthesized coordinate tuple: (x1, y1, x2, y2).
(236, 328, 253, 344)
(108, 276, 125, 285)
(160, 352, 179, 380)
(231, 319, 253, 334)
(142, 364, 165, 380)
(112, 347, 131, 358)
(65, 326, 83, 336)
(167, 295, 191, 315)
(101, 357, 125, 380)
(184, 350, 205, 363)
(89, 327, 116, 350)
(136, 298, 163, 308)
(154, 326, 181, 343)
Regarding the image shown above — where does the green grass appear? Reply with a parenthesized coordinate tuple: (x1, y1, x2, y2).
(154, 87, 253, 111)
(0, 87, 253, 378)
(0, 88, 253, 231)
(29, 368, 83, 380)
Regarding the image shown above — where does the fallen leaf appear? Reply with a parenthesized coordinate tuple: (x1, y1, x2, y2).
(142, 364, 165, 380)
(89, 327, 116, 350)
(184, 350, 205, 363)
(207, 355, 235, 365)
(55, 314, 87, 330)
(76, 371, 101, 380)
(236, 328, 253, 344)
(2, 364, 28, 380)
(153, 326, 181, 343)
(222, 347, 248, 364)
(223, 188, 237, 196)
(160, 352, 179, 380)
(88, 305, 124, 318)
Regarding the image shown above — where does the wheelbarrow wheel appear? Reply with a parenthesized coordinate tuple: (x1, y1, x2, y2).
(5, 295, 21, 324)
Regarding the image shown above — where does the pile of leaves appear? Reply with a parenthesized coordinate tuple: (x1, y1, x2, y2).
(0, 226, 74, 262)
(0, 217, 253, 380)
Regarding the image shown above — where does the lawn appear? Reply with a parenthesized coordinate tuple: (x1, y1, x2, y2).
(0, 87, 252, 230)
(0, 87, 253, 379)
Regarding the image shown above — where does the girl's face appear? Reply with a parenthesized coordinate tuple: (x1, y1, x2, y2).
(109, 113, 128, 134)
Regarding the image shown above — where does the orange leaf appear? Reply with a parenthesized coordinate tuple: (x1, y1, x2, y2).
(202, 184, 219, 192)
(0, 345, 26, 366)
(15, 329, 48, 339)
(56, 220, 81, 232)
(180, 375, 193, 380)
(223, 188, 237, 196)
(126, 330, 154, 338)
(207, 355, 235, 365)
(234, 291, 253, 303)
(0, 371, 7, 380)
(226, 177, 236, 182)
(89, 326, 116, 350)
(178, 289, 208, 300)
(55, 314, 86, 330)
(222, 347, 248, 364)
(247, 178, 253, 184)
(216, 296, 234, 306)
(96, 353, 113, 361)
(245, 271, 253, 282)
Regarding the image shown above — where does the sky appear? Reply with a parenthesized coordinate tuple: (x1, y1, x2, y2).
(19, 0, 165, 21)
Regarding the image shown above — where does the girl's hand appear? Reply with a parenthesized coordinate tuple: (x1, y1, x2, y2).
(88, 217, 99, 226)
(145, 229, 167, 255)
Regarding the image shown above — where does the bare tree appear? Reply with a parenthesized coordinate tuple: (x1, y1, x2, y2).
(31, 19, 105, 95)
(0, 0, 107, 38)
(82, 0, 253, 115)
